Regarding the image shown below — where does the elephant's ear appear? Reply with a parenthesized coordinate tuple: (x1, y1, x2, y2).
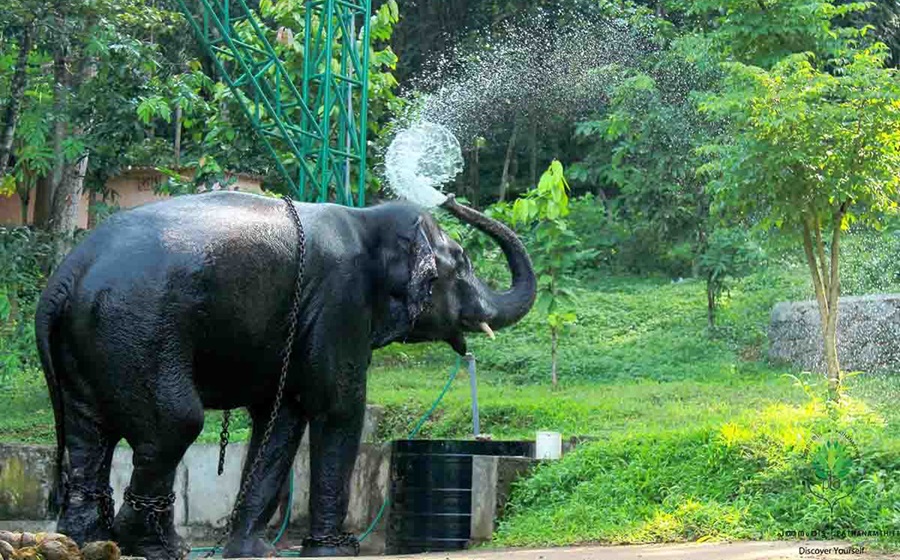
(407, 218, 438, 324)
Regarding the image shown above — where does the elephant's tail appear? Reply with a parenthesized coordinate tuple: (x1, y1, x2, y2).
(35, 275, 71, 511)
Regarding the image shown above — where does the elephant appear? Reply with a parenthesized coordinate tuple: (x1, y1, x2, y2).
(34, 191, 536, 559)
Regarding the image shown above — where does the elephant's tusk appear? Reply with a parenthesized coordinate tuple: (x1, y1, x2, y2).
(479, 322, 496, 340)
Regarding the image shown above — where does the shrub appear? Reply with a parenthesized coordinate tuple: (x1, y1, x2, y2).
(0, 227, 51, 386)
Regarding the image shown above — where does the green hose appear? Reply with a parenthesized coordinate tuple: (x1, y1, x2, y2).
(191, 355, 464, 557)
(188, 464, 295, 559)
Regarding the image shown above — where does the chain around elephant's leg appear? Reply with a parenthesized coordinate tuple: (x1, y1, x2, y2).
(113, 372, 204, 560)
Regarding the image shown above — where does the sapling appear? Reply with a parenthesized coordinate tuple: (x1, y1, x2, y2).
(504, 160, 591, 386)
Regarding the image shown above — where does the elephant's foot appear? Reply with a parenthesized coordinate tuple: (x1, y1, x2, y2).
(57, 486, 115, 545)
(113, 490, 188, 560)
(222, 536, 276, 559)
(299, 535, 359, 558)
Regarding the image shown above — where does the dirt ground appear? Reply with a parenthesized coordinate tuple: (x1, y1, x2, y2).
(356, 541, 893, 560)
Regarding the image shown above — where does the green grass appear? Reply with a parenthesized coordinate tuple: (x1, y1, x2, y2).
(367, 365, 807, 441)
(364, 264, 813, 440)
(491, 381, 900, 549)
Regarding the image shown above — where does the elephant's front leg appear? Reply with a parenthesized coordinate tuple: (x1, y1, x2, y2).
(223, 401, 307, 559)
(301, 393, 365, 558)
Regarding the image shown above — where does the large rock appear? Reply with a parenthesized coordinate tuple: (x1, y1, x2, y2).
(769, 295, 900, 373)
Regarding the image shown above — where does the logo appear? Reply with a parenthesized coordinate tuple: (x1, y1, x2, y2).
(804, 429, 862, 518)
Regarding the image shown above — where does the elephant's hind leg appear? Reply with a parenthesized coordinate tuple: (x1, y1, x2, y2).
(56, 383, 120, 545)
(112, 363, 204, 560)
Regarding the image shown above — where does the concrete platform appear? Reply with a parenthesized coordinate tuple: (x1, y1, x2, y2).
(354, 541, 891, 560)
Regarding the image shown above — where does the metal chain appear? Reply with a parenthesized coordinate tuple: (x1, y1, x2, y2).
(149, 511, 174, 560)
(206, 196, 306, 557)
(98, 489, 115, 531)
(124, 487, 177, 513)
(124, 487, 178, 560)
(67, 483, 114, 530)
(218, 410, 232, 476)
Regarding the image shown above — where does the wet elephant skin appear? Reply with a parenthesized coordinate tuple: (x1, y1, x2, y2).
(34, 192, 536, 559)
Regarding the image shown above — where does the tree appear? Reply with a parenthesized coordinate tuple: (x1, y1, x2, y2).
(0, 15, 35, 179)
(0, 0, 185, 267)
(495, 160, 592, 386)
(699, 45, 900, 399)
(680, 0, 872, 68)
(571, 62, 716, 276)
(697, 229, 764, 329)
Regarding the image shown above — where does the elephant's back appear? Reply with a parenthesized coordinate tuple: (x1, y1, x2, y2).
(60, 193, 296, 335)
(58, 191, 358, 348)
(84, 192, 283, 253)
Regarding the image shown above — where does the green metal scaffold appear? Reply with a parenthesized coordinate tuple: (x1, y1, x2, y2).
(175, 0, 372, 206)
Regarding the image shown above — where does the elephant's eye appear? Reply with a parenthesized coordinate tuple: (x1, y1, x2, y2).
(455, 261, 470, 280)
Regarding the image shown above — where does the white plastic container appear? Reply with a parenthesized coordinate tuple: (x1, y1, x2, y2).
(535, 431, 563, 460)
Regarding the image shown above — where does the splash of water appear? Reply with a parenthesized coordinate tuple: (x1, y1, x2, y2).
(384, 121, 464, 208)
(378, 8, 706, 204)
(402, 11, 658, 145)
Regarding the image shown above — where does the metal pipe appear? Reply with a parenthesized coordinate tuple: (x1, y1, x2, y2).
(466, 353, 480, 437)
(345, 15, 354, 203)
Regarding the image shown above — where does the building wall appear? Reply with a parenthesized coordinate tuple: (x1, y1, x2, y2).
(0, 192, 33, 226)
(0, 170, 265, 229)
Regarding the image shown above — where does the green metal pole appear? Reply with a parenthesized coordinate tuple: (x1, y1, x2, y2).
(318, 0, 337, 203)
(179, 0, 304, 195)
(357, 0, 371, 207)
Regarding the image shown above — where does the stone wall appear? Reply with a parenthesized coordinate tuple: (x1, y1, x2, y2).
(769, 295, 900, 373)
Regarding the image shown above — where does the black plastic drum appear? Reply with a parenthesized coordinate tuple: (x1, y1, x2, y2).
(386, 440, 534, 554)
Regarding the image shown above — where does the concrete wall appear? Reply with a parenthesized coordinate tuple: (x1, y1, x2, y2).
(0, 443, 541, 554)
(769, 295, 900, 373)
(0, 407, 391, 554)
(470, 457, 535, 544)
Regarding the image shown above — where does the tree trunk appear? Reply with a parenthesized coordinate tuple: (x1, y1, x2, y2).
(801, 204, 848, 401)
(86, 189, 97, 229)
(530, 122, 538, 187)
(48, 155, 88, 267)
(550, 325, 559, 387)
(823, 300, 840, 398)
(0, 25, 34, 178)
(46, 41, 68, 233)
(174, 103, 183, 165)
(19, 189, 30, 225)
(707, 277, 716, 330)
(498, 122, 519, 202)
(823, 206, 845, 401)
(33, 174, 52, 228)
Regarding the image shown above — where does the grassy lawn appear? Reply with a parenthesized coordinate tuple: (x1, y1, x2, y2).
(362, 265, 817, 440)
(367, 364, 807, 441)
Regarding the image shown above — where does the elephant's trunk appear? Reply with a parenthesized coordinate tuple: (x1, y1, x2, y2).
(441, 195, 537, 330)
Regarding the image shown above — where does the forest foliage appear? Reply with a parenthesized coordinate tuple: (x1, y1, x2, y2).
(3, 1, 900, 390)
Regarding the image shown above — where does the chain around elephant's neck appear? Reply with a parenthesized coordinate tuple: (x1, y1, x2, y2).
(206, 197, 307, 558)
